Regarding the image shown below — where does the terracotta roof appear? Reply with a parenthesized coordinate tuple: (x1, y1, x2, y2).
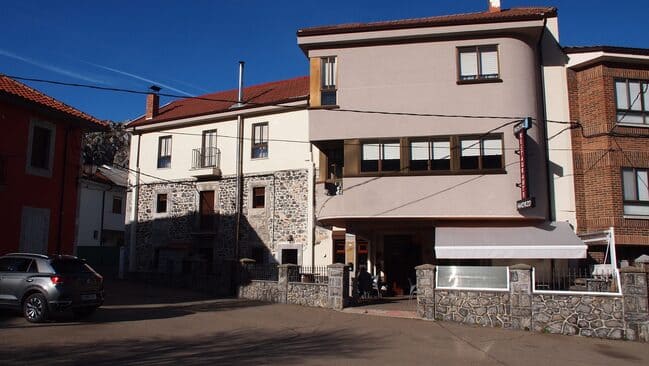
(128, 76, 309, 127)
(297, 7, 557, 37)
(564, 45, 649, 56)
(0, 74, 106, 129)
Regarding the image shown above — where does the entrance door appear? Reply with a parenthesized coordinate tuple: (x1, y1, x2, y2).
(20, 207, 50, 254)
(199, 191, 215, 231)
(383, 235, 421, 296)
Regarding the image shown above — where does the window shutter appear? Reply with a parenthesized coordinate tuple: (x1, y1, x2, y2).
(638, 170, 649, 201)
(615, 81, 628, 109)
(623, 169, 636, 200)
(382, 143, 400, 160)
(432, 141, 451, 160)
(480, 49, 498, 76)
(362, 143, 380, 160)
(629, 82, 643, 111)
(482, 138, 502, 156)
(460, 51, 478, 77)
(461, 140, 480, 156)
(410, 142, 429, 160)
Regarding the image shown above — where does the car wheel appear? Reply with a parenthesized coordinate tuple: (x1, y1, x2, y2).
(72, 307, 97, 319)
(24, 293, 49, 323)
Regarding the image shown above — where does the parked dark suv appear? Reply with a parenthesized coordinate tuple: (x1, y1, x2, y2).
(0, 253, 104, 322)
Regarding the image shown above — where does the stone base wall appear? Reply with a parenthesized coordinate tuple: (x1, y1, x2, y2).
(532, 294, 625, 339)
(416, 264, 649, 342)
(435, 290, 511, 328)
(287, 283, 329, 308)
(239, 280, 281, 303)
(132, 169, 310, 272)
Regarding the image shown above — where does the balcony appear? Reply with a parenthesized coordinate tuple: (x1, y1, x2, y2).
(191, 147, 221, 180)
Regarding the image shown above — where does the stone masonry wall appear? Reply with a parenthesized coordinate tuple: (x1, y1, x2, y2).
(136, 182, 197, 270)
(133, 169, 309, 270)
(239, 280, 281, 303)
(435, 290, 511, 328)
(417, 264, 649, 342)
(287, 283, 329, 308)
(532, 294, 625, 339)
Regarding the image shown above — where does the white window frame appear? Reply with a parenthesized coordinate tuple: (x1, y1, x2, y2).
(251, 122, 269, 159)
(622, 167, 649, 217)
(157, 135, 172, 169)
(615, 79, 649, 126)
(25, 119, 56, 178)
(458, 45, 500, 82)
(154, 191, 171, 218)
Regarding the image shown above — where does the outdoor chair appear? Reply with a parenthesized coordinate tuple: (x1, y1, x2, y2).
(408, 277, 417, 301)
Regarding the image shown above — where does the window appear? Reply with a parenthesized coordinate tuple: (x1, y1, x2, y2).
(410, 139, 451, 171)
(202, 130, 218, 167)
(26, 120, 55, 177)
(321, 56, 337, 105)
(112, 196, 122, 214)
(622, 168, 649, 216)
(252, 186, 265, 208)
(361, 141, 400, 173)
(459, 137, 503, 170)
(458, 45, 499, 82)
(0, 258, 32, 272)
(157, 136, 172, 168)
(251, 123, 268, 159)
(156, 193, 168, 213)
(615, 79, 649, 125)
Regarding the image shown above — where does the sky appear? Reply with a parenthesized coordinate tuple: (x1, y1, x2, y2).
(1, 0, 648, 123)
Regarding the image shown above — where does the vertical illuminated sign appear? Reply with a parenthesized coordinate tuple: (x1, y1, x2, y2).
(515, 117, 535, 210)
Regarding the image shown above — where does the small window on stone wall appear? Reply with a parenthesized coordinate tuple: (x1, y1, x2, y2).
(156, 193, 168, 213)
(252, 186, 265, 208)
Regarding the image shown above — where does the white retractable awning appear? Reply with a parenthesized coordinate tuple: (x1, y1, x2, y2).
(435, 221, 587, 259)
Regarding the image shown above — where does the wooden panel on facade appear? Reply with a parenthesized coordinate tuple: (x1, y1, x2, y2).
(309, 58, 321, 107)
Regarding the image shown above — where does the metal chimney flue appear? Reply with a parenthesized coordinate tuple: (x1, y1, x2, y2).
(237, 61, 245, 106)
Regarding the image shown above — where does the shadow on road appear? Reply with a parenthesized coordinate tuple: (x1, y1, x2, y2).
(0, 329, 385, 365)
(0, 278, 267, 328)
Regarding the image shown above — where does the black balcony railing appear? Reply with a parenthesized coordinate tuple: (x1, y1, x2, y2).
(192, 147, 220, 169)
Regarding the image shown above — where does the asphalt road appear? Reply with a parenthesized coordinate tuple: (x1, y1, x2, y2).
(1, 279, 648, 365)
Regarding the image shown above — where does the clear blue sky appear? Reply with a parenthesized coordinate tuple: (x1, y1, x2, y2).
(1, 0, 647, 122)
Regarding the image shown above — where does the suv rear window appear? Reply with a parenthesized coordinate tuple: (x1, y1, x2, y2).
(0, 258, 33, 272)
(50, 259, 94, 274)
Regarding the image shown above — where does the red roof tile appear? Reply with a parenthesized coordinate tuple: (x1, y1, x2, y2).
(297, 7, 557, 37)
(0, 74, 106, 129)
(128, 76, 309, 127)
(564, 45, 649, 56)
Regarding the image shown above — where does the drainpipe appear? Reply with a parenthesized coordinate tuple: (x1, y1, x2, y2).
(56, 128, 71, 255)
(308, 145, 315, 268)
(235, 61, 245, 266)
(99, 188, 106, 246)
(128, 133, 141, 272)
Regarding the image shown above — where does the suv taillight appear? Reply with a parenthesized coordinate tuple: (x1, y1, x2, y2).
(50, 276, 64, 285)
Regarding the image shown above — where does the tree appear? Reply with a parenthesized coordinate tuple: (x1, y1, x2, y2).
(82, 121, 130, 167)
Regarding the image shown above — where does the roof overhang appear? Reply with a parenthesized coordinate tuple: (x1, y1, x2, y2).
(298, 19, 546, 53)
(566, 50, 649, 70)
(435, 221, 587, 259)
(126, 99, 307, 133)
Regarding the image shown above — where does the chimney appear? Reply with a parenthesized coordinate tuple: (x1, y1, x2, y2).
(146, 85, 161, 120)
(488, 0, 501, 13)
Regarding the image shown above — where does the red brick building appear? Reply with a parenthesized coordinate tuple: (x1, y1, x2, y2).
(565, 46, 649, 262)
(0, 75, 106, 255)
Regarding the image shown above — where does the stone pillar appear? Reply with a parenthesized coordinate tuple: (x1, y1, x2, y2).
(415, 264, 436, 320)
(328, 263, 350, 310)
(620, 265, 649, 342)
(278, 264, 298, 304)
(509, 264, 532, 331)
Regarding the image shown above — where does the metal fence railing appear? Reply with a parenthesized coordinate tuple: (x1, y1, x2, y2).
(533, 266, 619, 293)
(290, 265, 329, 284)
(246, 263, 278, 281)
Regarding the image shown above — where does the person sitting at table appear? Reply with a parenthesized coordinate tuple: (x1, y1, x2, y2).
(357, 265, 373, 299)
